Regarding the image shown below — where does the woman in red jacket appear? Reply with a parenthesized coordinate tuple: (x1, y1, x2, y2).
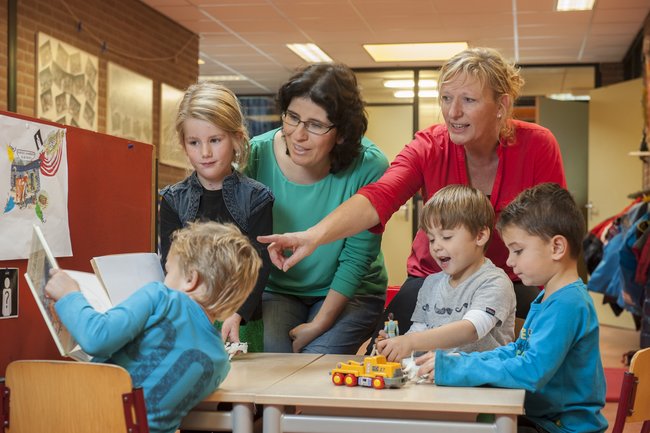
(260, 47, 566, 345)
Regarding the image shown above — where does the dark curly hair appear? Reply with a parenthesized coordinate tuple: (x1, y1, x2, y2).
(277, 63, 367, 174)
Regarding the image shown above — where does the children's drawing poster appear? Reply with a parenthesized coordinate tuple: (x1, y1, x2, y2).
(0, 115, 72, 260)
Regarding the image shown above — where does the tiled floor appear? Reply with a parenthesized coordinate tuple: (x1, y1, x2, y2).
(599, 324, 642, 432)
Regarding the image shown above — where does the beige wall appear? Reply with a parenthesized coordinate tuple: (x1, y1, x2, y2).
(588, 78, 644, 330)
(588, 79, 644, 230)
(366, 105, 413, 286)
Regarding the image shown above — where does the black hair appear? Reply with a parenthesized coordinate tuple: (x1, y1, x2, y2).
(277, 63, 367, 173)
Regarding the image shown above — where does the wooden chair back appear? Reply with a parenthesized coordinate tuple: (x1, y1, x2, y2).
(0, 360, 148, 433)
(612, 347, 650, 433)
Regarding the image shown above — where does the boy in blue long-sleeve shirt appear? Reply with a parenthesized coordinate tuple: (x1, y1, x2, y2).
(417, 183, 607, 433)
(45, 221, 261, 433)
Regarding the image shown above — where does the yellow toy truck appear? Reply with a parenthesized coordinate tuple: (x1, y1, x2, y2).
(329, 355, 407, 389)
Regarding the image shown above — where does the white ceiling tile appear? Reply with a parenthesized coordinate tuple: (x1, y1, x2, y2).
(152, 5, 205, 20)
(201, 4, 279, 20)
(141, 0, 192, 7)
(180, 19, 226, 33)
(143, 0, 649, 94)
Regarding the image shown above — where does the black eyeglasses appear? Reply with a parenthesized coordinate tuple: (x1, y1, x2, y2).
(282, 111, 335, 135)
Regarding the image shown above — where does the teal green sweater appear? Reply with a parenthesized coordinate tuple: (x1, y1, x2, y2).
(247, 129, 388, 298)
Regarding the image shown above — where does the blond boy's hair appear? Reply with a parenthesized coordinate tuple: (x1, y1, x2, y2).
(175, 81, 250, 170)
(169, 221, 261, 320)
(420, 184, 495, 250)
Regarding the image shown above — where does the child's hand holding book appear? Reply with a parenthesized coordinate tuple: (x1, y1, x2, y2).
(45, 269, 80, 301)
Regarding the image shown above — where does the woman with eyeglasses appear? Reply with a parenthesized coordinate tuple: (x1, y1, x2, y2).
(245, 63, 389, 354)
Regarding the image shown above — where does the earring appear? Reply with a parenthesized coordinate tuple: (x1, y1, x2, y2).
(497, 114, 502, 119)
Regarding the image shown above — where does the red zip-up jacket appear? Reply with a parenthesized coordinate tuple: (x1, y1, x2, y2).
(358, 120, 566, 281)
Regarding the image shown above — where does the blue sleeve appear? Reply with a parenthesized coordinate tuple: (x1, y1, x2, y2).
(329, 142, 389, 297)
(55, 283, 161, 358)
(435, 298, 580, 392)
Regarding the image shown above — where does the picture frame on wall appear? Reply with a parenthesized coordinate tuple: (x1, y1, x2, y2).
(107, 62, 153, 144)
(36, 32, 99, 131)
(159, 83, 190, 168)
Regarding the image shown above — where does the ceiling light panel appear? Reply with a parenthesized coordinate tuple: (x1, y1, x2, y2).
(394, 90, 439, 98)
(364, 42, 468, 62)
(555, 0, 596, 11)
(383, 79, 437, 89)
(286, 43, 333, 63)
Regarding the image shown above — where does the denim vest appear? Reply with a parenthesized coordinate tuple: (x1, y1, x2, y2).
(159, 171, 274, 233)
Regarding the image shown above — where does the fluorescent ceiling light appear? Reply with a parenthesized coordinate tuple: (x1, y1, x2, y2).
(555, 0, 595, 11)
(364, 42, 468, 62)
(286, 43, 333, 63)
(394, 90, 439, 98)
(383, 79, 437, 89)
(199, 75, 247, 81)
(547, 93, 590, 101)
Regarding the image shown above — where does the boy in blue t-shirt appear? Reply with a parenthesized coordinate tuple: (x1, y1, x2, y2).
(45, 221, 261, 433)
(416, 183, 607, 433)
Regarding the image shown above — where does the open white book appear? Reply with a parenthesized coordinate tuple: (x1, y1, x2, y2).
(24, 225, 164, 361)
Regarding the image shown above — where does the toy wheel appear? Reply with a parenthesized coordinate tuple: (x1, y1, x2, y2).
(332, 372, 344, 386)
(344, 374, 358, 387)
(372, 377, 385, 389)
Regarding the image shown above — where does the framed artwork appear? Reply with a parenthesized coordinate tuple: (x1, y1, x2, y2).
(36, 32, 98, 131)
(107, 62, 153, 144)
(159, 83, 189, 168)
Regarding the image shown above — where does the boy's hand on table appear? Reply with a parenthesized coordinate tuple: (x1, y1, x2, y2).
(44, 269, 80, 301)
(377, 334, 412, 362)
(376, 330, 389, 341)
(415, 351, 436, 382)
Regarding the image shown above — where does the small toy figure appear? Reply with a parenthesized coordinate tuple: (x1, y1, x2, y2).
(383, 312, 399, 338)
(224, 341, 248, 360)
(401, 353, 430, 384)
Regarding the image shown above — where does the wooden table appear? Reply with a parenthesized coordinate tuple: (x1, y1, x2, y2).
(256, 354, 525, 433)
(180, 353, 320, 433)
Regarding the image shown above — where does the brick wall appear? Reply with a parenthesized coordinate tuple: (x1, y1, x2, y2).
(6, 0, 197, 183)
